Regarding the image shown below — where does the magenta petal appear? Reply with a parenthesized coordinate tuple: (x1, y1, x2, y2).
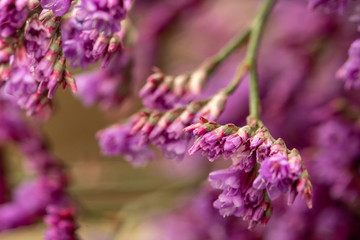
(41, 0, 71, 16)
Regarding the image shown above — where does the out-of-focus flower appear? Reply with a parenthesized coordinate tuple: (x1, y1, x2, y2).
(75, 51, 131, 109)
(0, 0, 40, 38)
(98, 91, 228, 163)
(337, 39, 360, 89)
(0, 97, 78, 233)
(41, 0, 73, 16)
(76, 0, 132, 36)
(308, 0, 349, 14)
(61, 0, 129, 68)
(139, 67, 208, 110)
(44, 205, 79, 240)
(97, 123, 155, 167)
(312, 118, 360, 202)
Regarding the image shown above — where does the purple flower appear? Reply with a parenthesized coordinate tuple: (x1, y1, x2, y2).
(253, 153, 294, 200)
(0, 0, 30, 38)
(41, 0, 72, 16)
(150, 102, 207, 160)
(155, 119, 193, 159)
(312, 119, 360, 202)
(25, 18, 52, 61)
(259, 154, 290, 184)
(337, 39, 360, 89)
(62, 37, 87, 68)
(139, 69, 205, 110)
(5, 66, 37, 100)
(75, 51, 130, 109)
(3, 46, 38, 109)
(61, 16, 124, 68)
(209, 167, 246, 217)
(44, 205, 79, 240)
(208, 166, 271, 228)
(97, 124, 154, 167)
(337, 56, 360, 89)
(188, 124, 238, 161)
(75, 69, 123, 109)
(76, 0, 131, 36)
(223, 134, 245, 153)
(0, 176, 66, 231)
(244, 187, 264, 208)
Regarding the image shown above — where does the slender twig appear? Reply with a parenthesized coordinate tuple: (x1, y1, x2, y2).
(223, 0, 276, 98)
(246, 0, 276, 119)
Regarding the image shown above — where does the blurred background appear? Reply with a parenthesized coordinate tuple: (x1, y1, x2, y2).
(2, 0, 360, 239)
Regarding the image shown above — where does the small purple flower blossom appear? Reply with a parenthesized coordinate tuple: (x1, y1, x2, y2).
(76, 0, 131, 36)
(25, 17, 53, 62)
(0, 0, 32, 38)
(0, 176, 66, 231)
(208, 166, 271, 229)
(337, 39, 360, 89)
(44, 205, 79, 240)
(253, 153, 293, 200)
(139, 68, 207, 110)
(188, 124, 238, 161)
(5, 66, 37, 99)
(75, 68, 125, 109)
(97, 124, 154, 167)
(41, 0, 72, 16)
(62, 15, 124, 68)
(258, 154, 290, 184)
(3, 46, 38, 109)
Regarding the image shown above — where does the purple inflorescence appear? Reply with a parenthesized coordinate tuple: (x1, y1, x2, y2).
(186, 119, 312, 228)
(0, 9, 77, 116)
(61, 0, 130, 68)
(97, 92, 229, 164)
(0, 0, 38, 38)
(44, 205, 79, 240)
(97, 123, 155, 167)
(75, 51, 131, 109)
(0, 98, 78, 236)
(41, 0, 73, 16)
(337, 39, 360, 89)
(139, 68, 208, 110)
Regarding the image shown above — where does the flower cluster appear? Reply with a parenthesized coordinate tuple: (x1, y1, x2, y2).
(44, 205, 79, 240)
(75, 51, 132, 109)
(1, 9, 77, 115)
(0, 0, 39, 38)
(61, 0, 130, 68)
(0, 98, 79, 238)
(0, 0, 132, 116)
(139, 67, 208, 110)
(185, 118, 312, 229)
(337, 39, 360, 89)
(312, 118, 360, 203)
(97, 91, 229, 165)
(41, 0, 73, 16)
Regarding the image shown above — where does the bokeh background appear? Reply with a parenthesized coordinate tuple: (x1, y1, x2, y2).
(2, 0, 360, 239)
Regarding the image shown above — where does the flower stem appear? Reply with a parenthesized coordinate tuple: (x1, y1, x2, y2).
(223, 0, 276, 98)
(246, 0, 276, 119)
